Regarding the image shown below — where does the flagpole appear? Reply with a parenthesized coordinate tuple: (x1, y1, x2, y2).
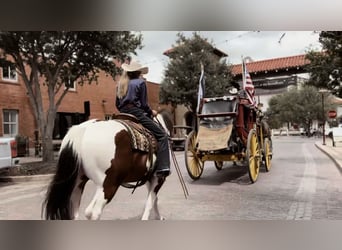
(241, 56, 243, 87)
(241, 56, 245, 90)
(196, 62, 204, 114)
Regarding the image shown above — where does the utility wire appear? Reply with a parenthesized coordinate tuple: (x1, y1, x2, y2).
(139, 31, 261, 67)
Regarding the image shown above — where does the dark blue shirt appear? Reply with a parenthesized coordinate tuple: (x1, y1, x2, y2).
(116, 78, 152, 116)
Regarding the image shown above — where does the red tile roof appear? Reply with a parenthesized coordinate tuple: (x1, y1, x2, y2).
(332, 96, 342, 104)
(231, 54, 310, 75)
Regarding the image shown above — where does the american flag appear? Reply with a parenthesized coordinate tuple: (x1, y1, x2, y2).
(242, 59, 256, 106)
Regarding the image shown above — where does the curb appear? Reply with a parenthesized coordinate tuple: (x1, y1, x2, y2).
(314, 142, 342, 175)
(0, 174, 53, 183)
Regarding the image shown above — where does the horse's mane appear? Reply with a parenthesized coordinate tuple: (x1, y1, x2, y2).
(157, 109, 173, 136)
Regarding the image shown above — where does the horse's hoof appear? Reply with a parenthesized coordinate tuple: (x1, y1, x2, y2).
(85, 210, 92, 220)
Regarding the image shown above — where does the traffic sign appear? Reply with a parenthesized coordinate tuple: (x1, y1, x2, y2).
(328, 110, 337, 118)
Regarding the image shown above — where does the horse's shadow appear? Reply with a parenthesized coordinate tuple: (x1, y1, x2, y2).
(186, 162, 267, 186)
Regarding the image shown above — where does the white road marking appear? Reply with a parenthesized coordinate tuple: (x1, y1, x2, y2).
(287, 144, 317, 220)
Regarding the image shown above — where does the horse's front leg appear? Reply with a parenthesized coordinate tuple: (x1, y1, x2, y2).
(141, 176, 165, 220)
(152, 196, 164, 220)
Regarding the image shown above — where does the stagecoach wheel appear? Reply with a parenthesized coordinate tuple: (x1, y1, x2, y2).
(246, 129, 261, 183)
(263, 138, 272, 172)
(214, 161, 223, 170)
(185, 130, 204, 180)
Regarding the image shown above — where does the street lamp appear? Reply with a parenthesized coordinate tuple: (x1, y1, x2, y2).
(318, 89, 329, 145)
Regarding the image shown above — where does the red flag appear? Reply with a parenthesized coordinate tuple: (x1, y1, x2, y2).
(242, 59, 256, 106)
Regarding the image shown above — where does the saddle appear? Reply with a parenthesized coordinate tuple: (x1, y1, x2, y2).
(113, 113, 158, 153)
(113, 113, 159, 191)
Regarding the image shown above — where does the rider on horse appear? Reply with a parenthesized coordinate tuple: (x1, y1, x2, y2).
(116, 60, 171, 177)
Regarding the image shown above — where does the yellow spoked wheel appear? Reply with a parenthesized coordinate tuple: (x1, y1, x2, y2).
(214, 161, 223, 170)
(263, 138, 272, 172)
(184, 130, 204, 180)
(246, 129, 261, 183)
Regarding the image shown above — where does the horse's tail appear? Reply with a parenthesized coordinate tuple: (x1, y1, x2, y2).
(42, 124, 87, 220)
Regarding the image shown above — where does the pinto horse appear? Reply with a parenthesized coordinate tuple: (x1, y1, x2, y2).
(42, 110, 173, 220)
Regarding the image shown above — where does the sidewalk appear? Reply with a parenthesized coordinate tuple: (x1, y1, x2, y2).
(18, 150, 59, 164)
(314, 137, 342, 174)
(0, 154, 56, 183)
(18, 156, 43, 164)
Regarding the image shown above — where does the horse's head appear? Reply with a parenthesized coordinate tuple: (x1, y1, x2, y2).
(154, 109, 173, 137)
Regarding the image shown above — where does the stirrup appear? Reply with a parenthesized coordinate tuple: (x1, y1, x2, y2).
(155, 169, 171, 177)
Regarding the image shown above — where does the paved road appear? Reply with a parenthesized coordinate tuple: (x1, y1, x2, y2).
(0, 180, 48, 219)
(0, 136, 341, 220)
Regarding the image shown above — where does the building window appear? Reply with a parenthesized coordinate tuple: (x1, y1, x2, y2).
(1, 65, 18, 82)
(105, 114, 114, 120)
(3, 110, 18, 137)
(65, 78, 76, 91)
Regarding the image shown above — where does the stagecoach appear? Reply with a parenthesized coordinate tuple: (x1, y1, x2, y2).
(184, 90, 273, 183)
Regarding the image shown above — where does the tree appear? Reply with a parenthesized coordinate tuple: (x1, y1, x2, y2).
(266, 88, 297, 129)
(266, 85, 334, 135)
(0, 31, 142, 162)
(160, 32, 234, 113)
(305, 31, 342, 97)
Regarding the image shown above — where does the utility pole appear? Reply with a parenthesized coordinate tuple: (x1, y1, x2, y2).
(319, 89, 329, 145)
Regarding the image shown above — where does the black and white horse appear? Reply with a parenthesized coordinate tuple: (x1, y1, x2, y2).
(42, 110, 173, 220)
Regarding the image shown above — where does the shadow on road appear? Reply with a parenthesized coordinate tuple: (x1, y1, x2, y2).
(186, 162, 269, 186)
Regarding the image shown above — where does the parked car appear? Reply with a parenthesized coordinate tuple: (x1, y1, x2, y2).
(170, 125, 193, 151)
(0, 137, 20, 169)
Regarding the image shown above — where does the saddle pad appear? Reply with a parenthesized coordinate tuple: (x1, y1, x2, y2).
(116, 119, 157, 153)
(196, 124, 233, 151)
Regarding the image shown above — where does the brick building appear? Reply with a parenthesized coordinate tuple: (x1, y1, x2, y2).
(0, 66, 165, 154)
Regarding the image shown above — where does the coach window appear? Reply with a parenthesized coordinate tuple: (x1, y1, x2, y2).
(3, 109, 18, 137)
(1, 65, 18, 82)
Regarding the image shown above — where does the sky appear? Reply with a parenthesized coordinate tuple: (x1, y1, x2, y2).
(130, 31, 322, 83)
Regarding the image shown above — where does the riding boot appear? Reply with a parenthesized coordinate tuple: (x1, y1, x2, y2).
(155, 148, 171, 177)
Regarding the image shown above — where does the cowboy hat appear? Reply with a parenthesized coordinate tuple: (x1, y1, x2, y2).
(121, 61, 149, 74)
